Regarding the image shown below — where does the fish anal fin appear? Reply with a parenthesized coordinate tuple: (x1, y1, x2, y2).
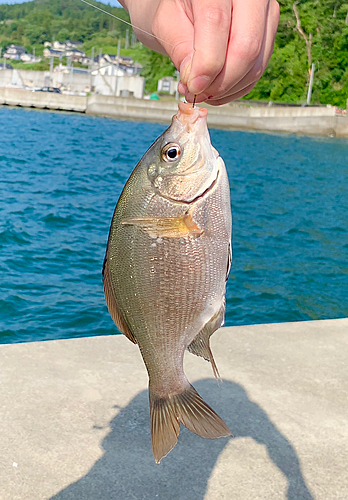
(150, 384, 231, 464)
(103, 259, 137, 344)
(121, 212, 203, 239)
(187, 301, 226, 380)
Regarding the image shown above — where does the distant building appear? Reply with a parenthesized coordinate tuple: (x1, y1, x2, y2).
(44, 46, 86, 63)
(20, 53, 42, 63)
(4, 44, 25, 60)
(43, 48, 63, 58)
(52, 40, 83, 52)
(93, 54, 142, 75)
(64, 48, 86, 62)
(157, 76, 178, 95)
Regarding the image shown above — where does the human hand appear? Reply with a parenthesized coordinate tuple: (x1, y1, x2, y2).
(119, 0, 280, 105)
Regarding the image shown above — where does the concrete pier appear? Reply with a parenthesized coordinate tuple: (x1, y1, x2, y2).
(0, 318, 347, 499)
(2, 87, 348, 137)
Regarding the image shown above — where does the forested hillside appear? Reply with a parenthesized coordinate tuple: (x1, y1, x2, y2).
(0, 0, 130, 47)
(1, 0, 348, 106)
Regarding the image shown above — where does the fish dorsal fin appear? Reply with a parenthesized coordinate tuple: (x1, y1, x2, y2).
(102, 258, 137, 344)
(187, 301, 226, 380)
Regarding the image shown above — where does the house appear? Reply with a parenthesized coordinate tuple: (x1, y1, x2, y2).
(93, 54, 142, 75)
(4, 44, 25, 60)
(66, 40, 83, 49)
(157, 76, 178, 95)
(52, 41, 66, 52)
(43, 48, 65, 58)
(92, 64, 126, 77)
(52, 40, 83, 52)
(64, 48, 86, 62)
(20, 53, 42, 63)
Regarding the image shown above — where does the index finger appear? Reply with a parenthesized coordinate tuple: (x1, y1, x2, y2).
(183, 0, 232, 95)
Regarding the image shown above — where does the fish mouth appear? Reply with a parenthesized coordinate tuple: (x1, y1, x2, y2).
(175, 102, 208, 129)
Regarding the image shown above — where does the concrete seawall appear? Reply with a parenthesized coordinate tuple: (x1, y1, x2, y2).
(0, 318, 347, 499)
(1, 87, 348, 137)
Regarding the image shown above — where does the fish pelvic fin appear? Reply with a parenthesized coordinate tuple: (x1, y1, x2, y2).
(149, 384, 232, 464)
(187, 300, 226, 380)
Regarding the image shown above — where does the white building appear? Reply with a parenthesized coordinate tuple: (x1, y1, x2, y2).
(157, 76, 178, 95)
(4, 44, 25, 60)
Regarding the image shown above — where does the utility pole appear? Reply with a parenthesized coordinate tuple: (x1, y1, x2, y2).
(131, 31, 136, 48)
(125, 29, 129, 49)
(114, 39, 121, 96)
(50, 56, 53, 84)
(306, 63, 315, 106)
(90, 47, 95, 92)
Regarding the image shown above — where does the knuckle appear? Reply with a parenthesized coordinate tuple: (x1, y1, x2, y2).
(233, 34, 262, 62)
(204, 6, 230, 30)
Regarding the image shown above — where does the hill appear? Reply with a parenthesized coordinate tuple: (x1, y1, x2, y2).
(1, 0, 348, 106)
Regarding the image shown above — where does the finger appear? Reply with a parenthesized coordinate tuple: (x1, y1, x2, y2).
(152, 0, 194, 71)
(206, 82, 257, 106)
(179, 85, 210, 104)
(206, 0, 280, 100)
(184, 0, 232, 95)
(198, 0, 270, 101)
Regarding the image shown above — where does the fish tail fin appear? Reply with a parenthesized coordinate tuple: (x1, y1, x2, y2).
(149, 384, 232, 464)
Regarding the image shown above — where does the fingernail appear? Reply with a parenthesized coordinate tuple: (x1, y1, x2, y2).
(179, 54, 193, 85)
(188, 75, 211, 95)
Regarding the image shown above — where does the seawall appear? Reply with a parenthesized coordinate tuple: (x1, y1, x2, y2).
(1, 87, 348, 137)
(0, 319, 347, 499)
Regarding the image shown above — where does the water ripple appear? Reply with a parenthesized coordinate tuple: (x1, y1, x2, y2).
(0, 106, 347, 344)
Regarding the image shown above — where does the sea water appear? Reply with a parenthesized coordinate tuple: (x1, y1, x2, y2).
(0, 106, 347, 344)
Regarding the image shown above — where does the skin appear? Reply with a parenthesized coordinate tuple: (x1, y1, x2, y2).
(118, 0, 280, 105)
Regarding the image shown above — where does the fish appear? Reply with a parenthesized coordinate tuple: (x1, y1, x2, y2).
(103, 101, 232, 464)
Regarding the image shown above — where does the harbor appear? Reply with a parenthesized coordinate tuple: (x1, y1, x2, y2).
(1, 85, 348, 137)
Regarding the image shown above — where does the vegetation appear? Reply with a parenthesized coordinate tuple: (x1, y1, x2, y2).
(249, 0, 348, 106)
(1, 0, 348, 105)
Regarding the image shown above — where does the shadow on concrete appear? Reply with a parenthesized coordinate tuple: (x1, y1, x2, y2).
(50, 379, 314, 500)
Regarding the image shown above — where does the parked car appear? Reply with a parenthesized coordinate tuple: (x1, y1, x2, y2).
(36, 87, 62, 93)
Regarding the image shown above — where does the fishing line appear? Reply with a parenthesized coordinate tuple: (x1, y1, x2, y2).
(78, 0, 174, 47)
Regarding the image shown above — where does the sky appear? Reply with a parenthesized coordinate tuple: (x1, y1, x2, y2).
(0, 0, 123, 6)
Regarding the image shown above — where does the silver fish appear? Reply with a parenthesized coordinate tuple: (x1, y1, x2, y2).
(103, 102, 232, 463)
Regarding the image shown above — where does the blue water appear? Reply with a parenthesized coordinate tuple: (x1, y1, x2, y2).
(0, 106, 347, 344)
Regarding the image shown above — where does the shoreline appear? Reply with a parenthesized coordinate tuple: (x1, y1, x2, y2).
(1, 86, 348, 137)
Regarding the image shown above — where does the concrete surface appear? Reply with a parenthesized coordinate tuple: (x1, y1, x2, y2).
(2, 87, 347, 137)
(0, 318, 347, 499)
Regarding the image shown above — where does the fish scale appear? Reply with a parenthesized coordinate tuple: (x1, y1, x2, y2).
(103, 102, 232, 463)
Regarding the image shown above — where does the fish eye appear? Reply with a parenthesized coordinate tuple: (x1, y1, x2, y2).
(161, 143, 181, 163)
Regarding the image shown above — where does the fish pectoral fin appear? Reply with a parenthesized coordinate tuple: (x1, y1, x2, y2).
(121, 213, 203, 239)
(187, 300, 226, 380)
(102, 258, 137, 344)
(150, 384, 232, 464)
